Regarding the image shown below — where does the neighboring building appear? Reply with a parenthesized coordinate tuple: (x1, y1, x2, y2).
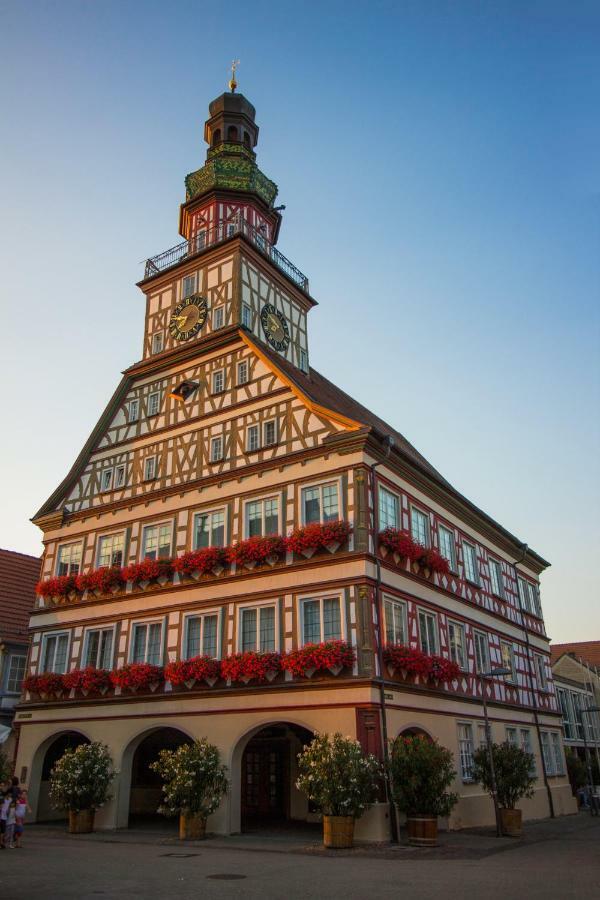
(14, 84, 576, 836)
(551, 642, 600, 769)
(0, 549, 40, 756)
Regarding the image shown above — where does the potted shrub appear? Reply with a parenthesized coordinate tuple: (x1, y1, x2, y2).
(49, 741, 115, 833)
(472, 741, 535, 836)
(296, 732, 381, 848)
(150, 738, 229, 839)
(390, 733, 458, 845)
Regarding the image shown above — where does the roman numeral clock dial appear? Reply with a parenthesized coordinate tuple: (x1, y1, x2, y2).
(169, 295, 208, 341)
(260, 304, 290, 353)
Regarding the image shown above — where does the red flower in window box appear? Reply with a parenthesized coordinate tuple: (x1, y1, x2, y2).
(282, 641, 356, 677)
(226, 536, 287, 569)
(286, 521, 352, 557)
(172, 547, 228, 578)
(164, 656, 221, 686)
(221, 651, 282, 683)
(23, 672, 66, 697)
(35, 575, 78, 600)
(122, 558, 174, 587)
(383, 644, 459, 684)
(378, 529, 424, 562)
(413, 547, 450, 576)
(75, 567, 127, 595)
(110, 663, 165, 692)
(428, 655, 460, 683)
(63, 667, 112, 695)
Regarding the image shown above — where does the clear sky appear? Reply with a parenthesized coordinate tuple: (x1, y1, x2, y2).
(0, 1, 598, 643)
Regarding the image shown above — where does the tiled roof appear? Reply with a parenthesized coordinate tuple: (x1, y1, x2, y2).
(0, 549, 40, 645)
(551, 641, 600, 669)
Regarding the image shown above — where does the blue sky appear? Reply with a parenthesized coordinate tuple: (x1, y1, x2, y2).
(1, 1, 598, 642)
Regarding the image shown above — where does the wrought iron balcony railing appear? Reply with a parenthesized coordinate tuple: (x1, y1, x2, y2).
(144, 216, 309, 292)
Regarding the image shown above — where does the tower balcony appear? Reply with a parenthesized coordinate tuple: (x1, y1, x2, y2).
(143, 216, 309, 293)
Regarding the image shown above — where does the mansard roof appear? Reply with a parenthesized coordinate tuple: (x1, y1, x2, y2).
(0, 548, 41, 644)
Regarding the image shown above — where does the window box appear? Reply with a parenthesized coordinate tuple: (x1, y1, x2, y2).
(378, 529, 449, 576)
(286, 520, 352, 558)
(110, 663, 164, 694)
(122, 558, 174, 589)
(22, 672, 66, 699)
(164, 656, 221, 689)
(36, 574, 78, 603)
(221, 650, 282, 684)
(226, 535, 286, 570)
(63, 667, 112, 697)
(282, 640, 355, 678)
(173, 547, 227, 579)
(75, 566, 127, 597)
(382, 644, 460, 684)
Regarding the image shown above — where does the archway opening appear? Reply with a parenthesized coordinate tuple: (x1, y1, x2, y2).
(38, 731, 90, 822)
(398, 726, 432, 740)
(128, 727, 191, 829)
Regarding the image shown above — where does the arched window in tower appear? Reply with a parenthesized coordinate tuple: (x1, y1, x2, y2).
(243, 131, 250, 148)
(212, 128, 221, 146)
(227, 125, 238, 142)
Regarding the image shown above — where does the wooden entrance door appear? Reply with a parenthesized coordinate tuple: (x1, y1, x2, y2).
(241, 736, 287, 823)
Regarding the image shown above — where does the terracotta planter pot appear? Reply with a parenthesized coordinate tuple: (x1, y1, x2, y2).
(68, 809, 95, 834)
(406, 816, 438, 846)
(323, 815, 355, 849)
(179, 812, 207, 840)
(500, 807, 522, 836)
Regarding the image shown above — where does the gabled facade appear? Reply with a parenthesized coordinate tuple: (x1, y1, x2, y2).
(551, 644, 600, 768)
(15, 86, 576, 835)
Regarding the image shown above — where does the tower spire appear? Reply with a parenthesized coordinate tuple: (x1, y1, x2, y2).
(228, 59, 240, 93)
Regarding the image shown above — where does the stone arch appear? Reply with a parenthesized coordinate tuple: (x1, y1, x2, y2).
(29, 729, 91, 822)
(396, 724, 434, 740)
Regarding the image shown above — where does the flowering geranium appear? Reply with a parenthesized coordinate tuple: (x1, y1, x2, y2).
(122, 558, 173, 586)
(172, 547, 227, 577)
(63, 667, 112, 694)
(75, 567, 127, 594)
(226, 535, 286, 568)
(428, 655, 460, 682)
(165, 656, 221, 686)
(110, 663, 164, 692)
(23, 672, 66, 696)
(286, 521, 352, 555)
(378, 529, 424, 562)
(296, 733, 382, 817)
(415, 547, 450, 576)
(383, 644, 459, 683)
(36, 575, 78, 599)
(150, 738, 228, 819)
(283, 641, 356, 677)
(221, 651, 282, 683)
(49, 741, 115, 812)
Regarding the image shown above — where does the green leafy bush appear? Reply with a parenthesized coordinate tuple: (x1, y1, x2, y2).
(472, 741, 535, 809)
(150, 739, 228, 819)
(49, 742, 115, 812)
(296, 732, 382, 817)
(390, 733, 458, 817)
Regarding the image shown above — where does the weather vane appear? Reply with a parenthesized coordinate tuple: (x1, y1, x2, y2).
(229, 59, 240, 93)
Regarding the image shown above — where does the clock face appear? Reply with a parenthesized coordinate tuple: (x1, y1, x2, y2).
(260, 304, 290, 352)
(169, 295, 208, 341)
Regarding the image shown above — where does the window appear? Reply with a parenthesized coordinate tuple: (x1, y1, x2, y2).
(517, 577, 531, 613)
(571, 692, 585, 740)
(378, 486, 399, 530)
(448, 620, 466, 669)
(6, 655, 26, 693)
(500, 641, 516, 682)
(263, 419, 277, 447)
(520, 729, 536, 773)
(193, 230, 206, 251)
(237, 360, 249, 385)
(41, 632, 69, 673)
(242, 303, 252, 328)
(182, 273, 196, 298)
(212, 369, 224, 394)
(457, 723, 475, 781)
(384, 597, 407, 645)
(210, 436, 224, 462)
(193, 509, 225, 548)
(213, 306, 224, 329)
(489, 558, 504, 597)
(477, 724, 488, 749)
(246, 424, 260, 452)
(557, 688, 575, 740)
(411, 507, 429, 546)
(462, 541, 479, 584)
(142, 522, 171, 560)
(144, 455, 157, 481)
(438, 525, 456, 571)
(56, 543, 82, 576)
(301, 482, 339, 525)
(240, 605, 276, 652)
(418, 609, 438, 655)
(301, 596, 343, 645)
(84, 627, 114, 669)
(100, 468, 113, 492)
(128, 399, 139, 422)
(534, 654, 548, 691)
(245, 497, 279, 537)
(474, 630, 490, 674)
(131, 622, 163, 665)
(115, 465, 126, 489)
(528, 582, 541, 617)
(97, 532, 125, 568)
(184, 613, 219, 659)
(151, 332, 163, 354)
(148, 391, 160, 416)
(299, 349, 308, 373)
(540, 731, 553, 774)
(505, 727, 518, 746)
(550, 733, 564, 775)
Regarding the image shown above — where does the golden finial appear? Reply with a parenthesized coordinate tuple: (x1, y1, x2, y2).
(229, 59, 240, 93)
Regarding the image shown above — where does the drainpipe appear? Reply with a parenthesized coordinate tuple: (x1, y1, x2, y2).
(511, 544, 555, 818)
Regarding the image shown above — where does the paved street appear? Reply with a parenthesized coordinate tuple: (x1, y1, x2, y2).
(1, 814, 598, 899)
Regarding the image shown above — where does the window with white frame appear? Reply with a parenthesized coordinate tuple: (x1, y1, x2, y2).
(97, 532, 125, 568)
(6, 655, 26, 693)
(242, 303, 252, 329)
(550, 733, 564, 775)
(572, 692, 585, 740)
(148, 391, 160, 416)
(142, 522, 172, 559)
(418, 609, 438, 655)
(213, 305, 224, 330)
(245, 497, 279, 537)
(457, 723, 475, 781)
(210, 436, 224, 462)
(557, 688, 574, 739)
(534, 654, 548, 691)
(301, 482, 339, 525)
(528, 582, 542, 617)
(237, 360, 249, 385)
(151, 332, 163, 354)
(411, 507, 429, 546)
(193, 508, 225, 548)
(56, 543, 82, 576)
(182, 273, 196, 298)
(246, 424, 260, 452)
(131, 621, 163, 665)
(463, 541, 479, 584)
(477, 724, 487, 749)
(263, 419, 277, 447)
(212, 369, 225, 394)
(84, 627, 114, 669)
(301, 596, 343, 644)
(115, 465, 126, 489)
(299, 349, 308, 373)
(505, 727, 518, 746)
(184, 612, 219, 659)
(128, 399, 139, 422)
(41, 632, 69, 673)
(100, 468, 113, 492)
(438, 525, 456, 570)
(500, 641, 516, 682)
(520, 729, 536, 773)
(517, 577, 531, 613)
(473, 630, 490, 674)
(383, 597, 407, 645)
(239, 604, 276, 652)
(489, 558, 504, 597)
(540, 731, 554, 775)
(144, 455, 157, 481)
(378, 487, 399, 530)
(193, 230, 206, 252)
(448, 620, 467, 669)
